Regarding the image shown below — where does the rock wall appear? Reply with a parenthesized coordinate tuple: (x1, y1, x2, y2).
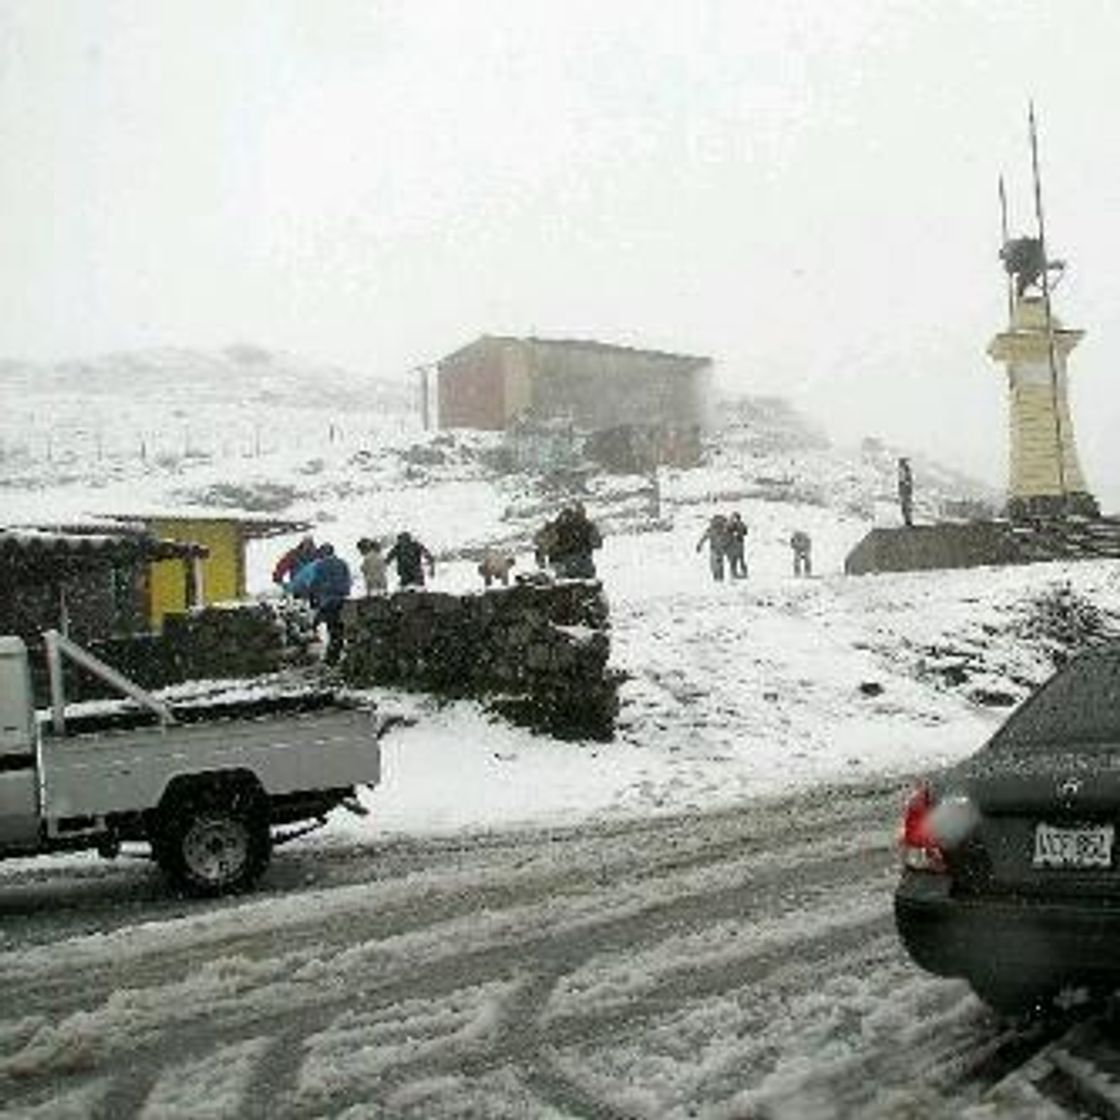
(844, 523, 1018, 575)
(845, 518, 1120, 576)
(32, 601, 296, 705)
(343, 581, 618, 740)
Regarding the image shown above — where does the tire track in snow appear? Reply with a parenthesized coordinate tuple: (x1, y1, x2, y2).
(5, 780, 1103, 1119)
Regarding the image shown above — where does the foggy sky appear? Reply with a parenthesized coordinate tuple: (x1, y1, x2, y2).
(1, 1, 1117, 507)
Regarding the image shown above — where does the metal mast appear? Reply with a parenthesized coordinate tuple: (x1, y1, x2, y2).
(1028, 102, 1068, 506)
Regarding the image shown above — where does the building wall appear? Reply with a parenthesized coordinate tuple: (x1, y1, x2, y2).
(527, 343, 710, 431)
(0, 563, 148, 647)
(437, 338, 508, 429)
(148, 519, 243, 627)
(437, 337, 712, 434)
(502, 340, 533, 424)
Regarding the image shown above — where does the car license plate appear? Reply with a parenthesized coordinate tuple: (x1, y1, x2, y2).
(1033, 822, 1114, 868)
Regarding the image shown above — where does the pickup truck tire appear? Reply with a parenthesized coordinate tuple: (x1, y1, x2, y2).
(154, 783, 271, 897)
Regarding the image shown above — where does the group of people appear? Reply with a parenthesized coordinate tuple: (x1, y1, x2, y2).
(272, 530, 437, 665)
(276, 483, 845, 665)
(272, 536, 353, 666)
(695, 514, 814, 580)
(356, 533, 436, 593)
(695, 512, 749, 581)
(272, 506, 609, 666)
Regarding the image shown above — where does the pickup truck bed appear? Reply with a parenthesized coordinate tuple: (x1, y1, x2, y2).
(41, 701, 381, 827)
(0, 632, 385, 896)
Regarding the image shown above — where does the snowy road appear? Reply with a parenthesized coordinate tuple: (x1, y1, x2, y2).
(1, 780, 1118, 1119)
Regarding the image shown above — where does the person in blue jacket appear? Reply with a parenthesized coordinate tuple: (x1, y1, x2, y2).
(291, 543, 352, 665)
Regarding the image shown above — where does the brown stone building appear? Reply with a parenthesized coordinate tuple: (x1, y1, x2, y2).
(436, 336, 713, 435)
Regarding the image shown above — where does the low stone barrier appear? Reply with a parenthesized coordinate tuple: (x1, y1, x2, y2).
(342, 580, 619, 740)
(32, 601, 296, 705)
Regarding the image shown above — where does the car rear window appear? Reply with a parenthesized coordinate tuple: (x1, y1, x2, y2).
(991, 651, 1120, 749)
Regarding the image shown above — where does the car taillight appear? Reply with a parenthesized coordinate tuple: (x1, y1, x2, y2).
(899, 783, 947, 873)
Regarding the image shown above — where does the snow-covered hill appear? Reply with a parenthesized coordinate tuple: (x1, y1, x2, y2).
(0, 344, 997, 544)
(0, 343, 413, 409)
(0, 344, 416, 500)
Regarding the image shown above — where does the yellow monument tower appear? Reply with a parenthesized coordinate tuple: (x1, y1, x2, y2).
(987, 107, 1098, 521)
(987, 295, 1096, 518)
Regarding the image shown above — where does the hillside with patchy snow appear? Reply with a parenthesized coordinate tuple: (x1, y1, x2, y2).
(0, 344, 996, 555)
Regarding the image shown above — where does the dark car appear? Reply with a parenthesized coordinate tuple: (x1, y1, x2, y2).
(895, 643, 1120, 1015)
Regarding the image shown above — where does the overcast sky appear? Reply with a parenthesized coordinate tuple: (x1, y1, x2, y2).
(1, 1, 1117, 506)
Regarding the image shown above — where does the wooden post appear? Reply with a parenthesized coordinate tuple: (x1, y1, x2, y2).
(43, 629, 175, 729)
(45, 629, 67, 735)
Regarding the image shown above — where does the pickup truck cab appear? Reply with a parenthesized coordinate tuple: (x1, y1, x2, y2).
(0, 633, 383, 896)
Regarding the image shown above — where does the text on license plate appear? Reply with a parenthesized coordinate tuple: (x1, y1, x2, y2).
(1033, 822, 1115, 868)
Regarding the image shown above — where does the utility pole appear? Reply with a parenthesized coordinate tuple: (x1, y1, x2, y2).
(414, 364, 432, 431)
(1028, 101, 1068, 506)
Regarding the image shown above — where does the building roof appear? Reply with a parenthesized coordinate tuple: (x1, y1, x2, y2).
(93, 512, 309, 541)
(0, 524, 207, 572)
(439, 335, 712, 371)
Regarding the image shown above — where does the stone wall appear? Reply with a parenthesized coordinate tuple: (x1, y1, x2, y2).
(31, 601, 297, 705)
(845, 519, 1120, 576)
(342, 581, 618, 740)
(844, 523, 1019, 575)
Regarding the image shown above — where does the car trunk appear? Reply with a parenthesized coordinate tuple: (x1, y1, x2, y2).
(947, 743, 1120, 899)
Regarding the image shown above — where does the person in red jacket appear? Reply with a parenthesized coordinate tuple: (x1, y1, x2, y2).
(273, 536, 317, 586)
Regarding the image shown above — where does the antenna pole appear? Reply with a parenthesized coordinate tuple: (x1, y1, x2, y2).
(1028, 101, 1068, 507)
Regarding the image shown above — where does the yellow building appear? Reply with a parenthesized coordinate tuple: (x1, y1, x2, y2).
(113, 514, 306, 629)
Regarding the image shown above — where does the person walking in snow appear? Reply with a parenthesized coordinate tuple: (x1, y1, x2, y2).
(790, 529, 813, 577)
(696, 514, 730, 581)
(357, 537, 387, 595)
(549, 503, 602, 579)
(725, 511, 749, 579)
(272, 535, 317, 587)
(291, 543, 352, 665)
(385, 531, 435, 589)
(897, 456, 914, 528)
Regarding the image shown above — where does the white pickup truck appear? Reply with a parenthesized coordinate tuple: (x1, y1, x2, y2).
(0, 632, 384, 896)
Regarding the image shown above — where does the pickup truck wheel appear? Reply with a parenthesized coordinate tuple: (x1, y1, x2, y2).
(156, 786, 271, 896)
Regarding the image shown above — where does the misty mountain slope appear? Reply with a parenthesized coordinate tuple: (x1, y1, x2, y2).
(0, 344, 416, 499)
(0, 343, 414, 408)
(0, 346, 998, 562)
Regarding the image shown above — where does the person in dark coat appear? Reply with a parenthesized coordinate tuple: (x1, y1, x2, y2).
(725, 512, 748, 579)
(790, 529, 812, 577)
(299, 543, 352, 665)
(272, 535, 317, 587)
(385, 531, 435, 588)
(696, 514, 730, 581)
(549, 503, 602, 579)
(897, 457, 914, 528)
